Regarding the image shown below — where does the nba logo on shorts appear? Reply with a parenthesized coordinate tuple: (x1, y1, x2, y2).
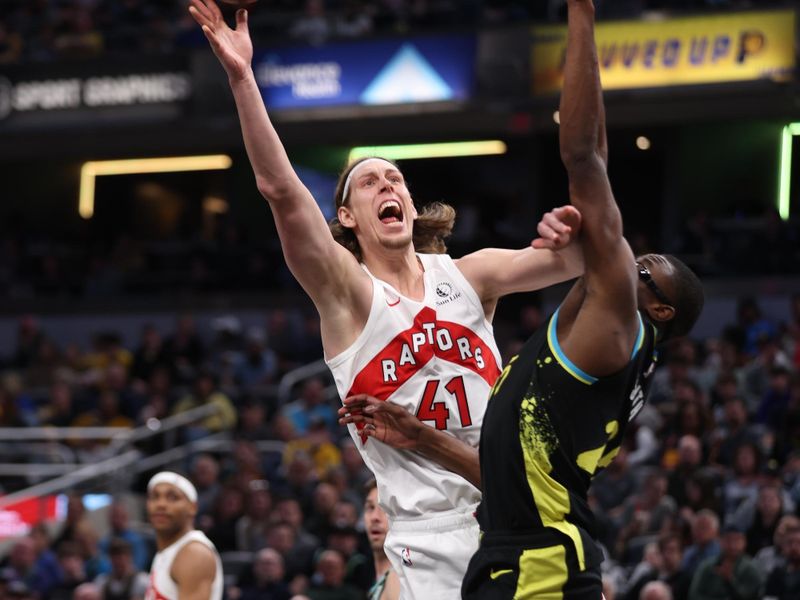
(401, 547, 413, 566)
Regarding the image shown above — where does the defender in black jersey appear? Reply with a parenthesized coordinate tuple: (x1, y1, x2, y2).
(338, 1, 704, 598)
(459, 308, 659, 599)
(459, 1, 703, 598)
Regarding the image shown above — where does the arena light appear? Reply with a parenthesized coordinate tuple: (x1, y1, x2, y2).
(79, 155, 233, 219)
(348, 141, 507, 162)
(778, 123, 800, 221)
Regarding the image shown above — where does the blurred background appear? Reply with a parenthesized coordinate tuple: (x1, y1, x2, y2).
(0, 1, 800, 599)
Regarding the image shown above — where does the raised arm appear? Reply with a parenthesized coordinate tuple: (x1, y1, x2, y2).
(339, 395, 481, 490)
(455, 206, 584, 320)
(556, 0, 639, 376)
(188, 2, 366, 323)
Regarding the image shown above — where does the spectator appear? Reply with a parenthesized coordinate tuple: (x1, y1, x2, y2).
(172, 369, 237, 437)
(667, 435, 704, 508)
(49, 541, 90, 600)
(721, 442, 761, 517)
(162, 315, 206, 384)
(272, 498, 321, 569)
(665, 399, 713, 457)
(622, 542, 662, 600)
(53, 494, 90, 549)
(236, 548, 291, 600)
(282, 378, 337, 436)
(39, 381, 78, 427)
(333, 1, 373, 37)
(0, 21, 23, 63)
(306, 550, 361, 600)
(681, 510, 721, 578)
(13, 315, 44, 370)
(754, 515, 800, 580)
(205, 485, 245, 553)
(290, 0, 330, 45)
(93, 538, 149, 600)
(0, 537, 47, 597)
(235, 327, 278, 388)
(265, 521, 315, 583)
(593, 447, 638, 514)
(236, 396, 274, 442)
(616, 471, 678, 563)
(29, 524, 62, 597)
(98, 501, 150, 572)
(658, 533, 693, 600)
(757, 367, 793, 431)
(284, 419, 342, 481)
(324, 525, 371, 591)
(744, 483, 787, 557)
(640, 580, 673, 600)
(688, 523, 762, 600)
(236, 481, 274, 552)
(764, 525, 800, 600)
(130, 324, 168, 385)
(74, 521, 109, 580)
(338, 440, 372, 492)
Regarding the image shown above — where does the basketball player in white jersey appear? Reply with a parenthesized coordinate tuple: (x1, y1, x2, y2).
(188, 2, 583, 597)
(145, 472, 223, 600)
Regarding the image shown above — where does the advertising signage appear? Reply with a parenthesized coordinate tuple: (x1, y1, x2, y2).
(254, 34, 476, 110)
(531, 9, 796, 95)
(0, 58, 192, 128)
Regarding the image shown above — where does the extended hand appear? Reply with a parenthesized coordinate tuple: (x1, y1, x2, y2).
(338, 394, 424, 451)
(531, 205, 582, 250)
(189, 0, 253, 81)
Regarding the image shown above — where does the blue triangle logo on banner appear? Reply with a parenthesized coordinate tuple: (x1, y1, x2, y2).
(361, 44, 453, 105)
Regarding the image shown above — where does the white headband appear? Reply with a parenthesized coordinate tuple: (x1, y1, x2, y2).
(147, 471, 198, 503)
(341, 158, 396, 203)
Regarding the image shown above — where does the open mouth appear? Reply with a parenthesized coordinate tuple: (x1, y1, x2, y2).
(378, 200, 403, 224)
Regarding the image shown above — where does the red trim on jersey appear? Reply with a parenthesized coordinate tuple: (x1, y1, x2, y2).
(347, 306, 500, 443)
(146, 572, 170, 600)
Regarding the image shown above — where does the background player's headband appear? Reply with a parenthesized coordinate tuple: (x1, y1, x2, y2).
(147, 471, 198, 503)
(342, 158, 396, 202)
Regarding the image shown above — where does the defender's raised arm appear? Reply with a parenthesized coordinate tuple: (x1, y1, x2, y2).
(556, 0, 640, 376)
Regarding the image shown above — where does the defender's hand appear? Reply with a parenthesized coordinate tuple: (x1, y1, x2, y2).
(339, 394, 425, 451)
(531, 205, 582, 250)
(189, 0, 253, 82)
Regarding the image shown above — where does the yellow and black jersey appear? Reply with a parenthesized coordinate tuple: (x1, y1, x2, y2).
(462, 308, 657, 600)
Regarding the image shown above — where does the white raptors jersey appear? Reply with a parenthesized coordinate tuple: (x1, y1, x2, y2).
(145, 530, 223, 600)
(327, 253, 502, 519)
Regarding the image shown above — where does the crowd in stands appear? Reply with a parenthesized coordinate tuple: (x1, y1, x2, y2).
(0, 205, 797, 305)
(0, 0, 774, 64)
(0, 292, 799, 598)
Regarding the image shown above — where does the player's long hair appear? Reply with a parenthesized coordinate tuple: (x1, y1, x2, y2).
(329, 157, 455, 262)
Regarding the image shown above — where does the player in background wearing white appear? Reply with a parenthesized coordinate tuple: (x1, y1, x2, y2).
(188, 1, 583, 597)
(364, 479, 400, 600)
(144, 472, 223, 600)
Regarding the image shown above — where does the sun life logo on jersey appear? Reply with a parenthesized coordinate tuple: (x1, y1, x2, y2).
(401, 547, 413, 566)
(435, 281, 461, 306)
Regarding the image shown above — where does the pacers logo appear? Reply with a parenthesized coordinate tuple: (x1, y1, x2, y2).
(737, 30, 765, 64)
(401, 547, 413, 567)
